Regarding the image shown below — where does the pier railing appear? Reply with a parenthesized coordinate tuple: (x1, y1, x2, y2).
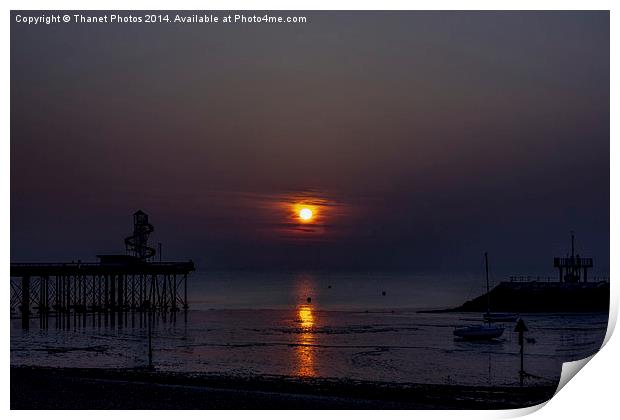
(11, 261, 194, 276)
(509, 275, 609, 283)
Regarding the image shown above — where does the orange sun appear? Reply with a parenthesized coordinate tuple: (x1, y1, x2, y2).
(292, 203, 318, 224)
(299, 208, 313, 221)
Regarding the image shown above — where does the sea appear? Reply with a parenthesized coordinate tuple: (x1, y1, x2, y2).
(10, 271, 608, 387)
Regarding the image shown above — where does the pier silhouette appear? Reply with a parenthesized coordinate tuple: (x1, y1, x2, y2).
(10, 211, 195, 329)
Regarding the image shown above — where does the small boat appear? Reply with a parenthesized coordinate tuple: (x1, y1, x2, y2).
(454, 252, 505, 341)
(483, 312, 519, 322)
(454, 324, 505, 340)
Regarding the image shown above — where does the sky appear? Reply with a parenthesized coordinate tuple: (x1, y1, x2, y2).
(11, 11, 610, 275)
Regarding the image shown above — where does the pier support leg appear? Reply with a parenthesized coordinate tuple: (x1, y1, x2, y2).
(110, 275, 116, 311)
(118, 275, 124, 326)
(21, 276, 30, 329)
(183, 274, 188, 311)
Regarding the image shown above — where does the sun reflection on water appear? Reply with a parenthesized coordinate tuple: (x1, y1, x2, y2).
(298, 305, 314, 329)
(296, 303, 316, 377)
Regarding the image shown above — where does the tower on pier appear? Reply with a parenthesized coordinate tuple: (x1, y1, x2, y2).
(553, 232, 593, 283)
(125, 210, 156, 261)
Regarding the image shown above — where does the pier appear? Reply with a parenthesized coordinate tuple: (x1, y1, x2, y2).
(10, 211, 195, 328)
(452, 232, 608, 313)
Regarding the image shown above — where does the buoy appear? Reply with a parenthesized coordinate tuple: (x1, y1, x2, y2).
(307, 297, 312, 303)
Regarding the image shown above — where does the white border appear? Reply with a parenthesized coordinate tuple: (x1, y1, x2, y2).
(2, 1, 616, 419)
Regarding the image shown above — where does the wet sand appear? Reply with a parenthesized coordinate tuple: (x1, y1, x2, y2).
(11, 366, 556, 409)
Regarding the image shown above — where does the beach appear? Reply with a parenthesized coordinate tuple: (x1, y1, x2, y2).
(10, 366, 556, 409)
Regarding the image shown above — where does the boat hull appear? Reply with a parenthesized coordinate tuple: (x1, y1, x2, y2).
(483, 313, 519, 322)
(454, 325, 505, 340)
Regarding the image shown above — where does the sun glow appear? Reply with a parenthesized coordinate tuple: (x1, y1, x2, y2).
(299, 208, 313, 221)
